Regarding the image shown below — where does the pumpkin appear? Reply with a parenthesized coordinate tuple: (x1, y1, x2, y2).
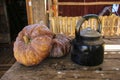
(50, 34, 71, 58)
(13, 23, 55, 66)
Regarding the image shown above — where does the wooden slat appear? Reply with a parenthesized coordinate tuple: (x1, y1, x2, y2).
(48, 0, 52, 17)
(57, 2, 120, 6)
(50, 15, 120, 37)
(0, 44, 15, 64)
(25, 0, 33, 24)
(8, 57, 16, 64)
(0, 71, 6, 78)
(0, 64, 13, 67)
(104, 52, 120, 59)
(0, 64, 12, 71)
(52, 0, 58, 17)
(0, 45, 15, 78)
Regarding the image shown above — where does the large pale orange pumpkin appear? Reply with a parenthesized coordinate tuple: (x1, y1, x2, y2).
(13, 23, 55, 66)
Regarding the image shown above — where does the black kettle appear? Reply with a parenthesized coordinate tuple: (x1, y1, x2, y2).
(71, 14, 104, 66)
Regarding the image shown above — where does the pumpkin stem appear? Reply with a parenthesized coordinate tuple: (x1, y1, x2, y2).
(23, 36, 29, 44)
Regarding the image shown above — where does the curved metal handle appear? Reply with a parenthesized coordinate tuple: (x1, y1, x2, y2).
(75, 14, 102, 39)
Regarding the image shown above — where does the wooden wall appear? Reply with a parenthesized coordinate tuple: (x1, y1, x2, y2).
(49, 15, 120, 37)
(0, 0, 11, 43)
(58, 0, 120, 16)
(26, 0, 120, 24)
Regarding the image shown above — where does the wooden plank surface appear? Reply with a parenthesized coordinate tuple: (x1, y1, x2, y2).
(0, 52, 120, 80)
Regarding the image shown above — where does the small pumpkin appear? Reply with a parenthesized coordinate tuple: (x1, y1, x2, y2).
(50, 34, 71, 58)
(13, 23, 54, 66)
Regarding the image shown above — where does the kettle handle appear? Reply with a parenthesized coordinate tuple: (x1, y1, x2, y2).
(75, 14, 102, 39)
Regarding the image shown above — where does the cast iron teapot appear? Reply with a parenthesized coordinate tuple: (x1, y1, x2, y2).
(71, 14, 104, 66)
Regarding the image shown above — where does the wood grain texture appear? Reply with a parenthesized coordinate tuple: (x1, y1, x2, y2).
(57, 2, 120, 6)
(49, 16, 120, 37)
(32, 0, 47, 24)
(0, 52, 120, 80)
(26, 0, 48, 25)
(0, 44, 16, 78)
(57, 0, 120, 16)
(26, 0, 33, 24)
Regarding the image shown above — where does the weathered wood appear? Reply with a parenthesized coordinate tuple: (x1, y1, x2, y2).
(50, 15, 120, 37)
(26, 0, 33, 24)
(32, 0, 47, 24)
(52, 0, 58, 17)
(0, 71, 6, 78)
(0, 43, 16, 78)
(0, 52, 120, 80)
(0, 64, 12, 71)
(0, 0, 11, 43)
(104, 38, 120, 44)
(58, 2, 120, 6)
(0, 64, 13, 67)
(26, 0, 48, 25)
(0, 45, 15, 64)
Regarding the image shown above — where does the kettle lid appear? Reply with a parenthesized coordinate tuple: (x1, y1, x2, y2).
(80, 27, 101, 38)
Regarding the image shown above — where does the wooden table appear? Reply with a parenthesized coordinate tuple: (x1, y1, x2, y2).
(0, 51, 120, 80)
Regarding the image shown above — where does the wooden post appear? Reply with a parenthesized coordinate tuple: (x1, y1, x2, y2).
(26, 0, 48, 25)
(52, 0, 58, 17)
(26, 0, 33, 24)
(48, 0, 53, 17)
